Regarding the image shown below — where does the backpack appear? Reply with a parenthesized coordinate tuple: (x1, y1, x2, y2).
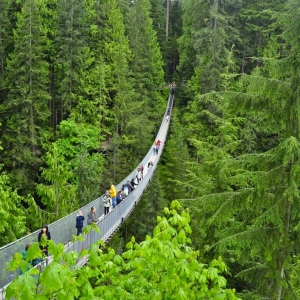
(124, 186, 128, 196)
(87, 213, 93, 225)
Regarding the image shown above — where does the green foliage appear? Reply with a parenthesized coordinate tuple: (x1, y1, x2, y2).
(40, 119, 104, 207)
(0, 164, 27, 246)
(178, 0, 238, 96)
(116, 169, 167, 247)
(234, 0, 285, 73)
(0, 0, 51, 195)
(6, 201, 240, 299)
(37, 142, 76, 217)
(125, 0, 165, 110)
(54, 0, 89, 118)
(176, 5, 300, 298)
(159, 110, 191, 200)
(0, 0, 10, 91)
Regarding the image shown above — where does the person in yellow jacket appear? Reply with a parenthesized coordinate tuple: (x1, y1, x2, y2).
(110, 182, 117, 208)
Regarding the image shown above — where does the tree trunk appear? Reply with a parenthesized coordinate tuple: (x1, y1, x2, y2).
(277, 199, 291, 300)
(29, 0, 36, 155)
(166, 0, 170, 39)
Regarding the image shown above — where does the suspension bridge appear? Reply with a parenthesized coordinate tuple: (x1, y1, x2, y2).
(0, 92, 174, 299)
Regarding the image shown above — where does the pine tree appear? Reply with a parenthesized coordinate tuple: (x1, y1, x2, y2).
(159, 111, 190, 201)
(39, 0, 58, 129)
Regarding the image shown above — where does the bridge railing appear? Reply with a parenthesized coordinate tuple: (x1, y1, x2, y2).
(0, 93, 174, 296)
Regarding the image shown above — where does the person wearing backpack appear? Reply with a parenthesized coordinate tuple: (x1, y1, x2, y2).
(87, 206, 98, 225)
(130, 178, 138, 190)
(124, 180, 134, 195)
(103, 190, 112, 215)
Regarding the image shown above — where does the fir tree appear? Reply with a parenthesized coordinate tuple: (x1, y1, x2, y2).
(0, 0, 51, 194)
(55, 0, 89, 119)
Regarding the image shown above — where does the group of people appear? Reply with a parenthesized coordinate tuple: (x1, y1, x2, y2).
(22, 152, 161, 268)
(19, 116, 169, 277)
(101, 174, 142, 217)
(153, 139, 162, 155)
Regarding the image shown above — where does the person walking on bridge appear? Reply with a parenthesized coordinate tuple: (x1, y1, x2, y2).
(87, 206, 98, 225)
(136, 167, 142, 184)
(140, 164, 144, 179)
(38, 224, 51, 257)
(103, 190, 112, 215)
(110, 182, 117, 208)
(76, 210, 85, 235)
(117, 190, 123, 205)
(130, 178, 138, 190)
(124, 180, 134, 195)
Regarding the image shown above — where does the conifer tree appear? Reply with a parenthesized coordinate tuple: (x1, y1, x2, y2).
(0, 0, 51, 194)
(0, 0, 10, 95)
(0, 163, 27, 246)
(37, 142, 76, 217)
(178, 0, 239, 95)
(39, 0, 58, 129)
(126, 0, 165, 115)
(55, 0, 88, 119)
(159, 111, 190, 200)
(235, 0, 285, 73)
(178, 3, 300, 298)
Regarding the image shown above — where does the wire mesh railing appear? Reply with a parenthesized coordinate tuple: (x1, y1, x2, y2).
(0, 93, 174, 298)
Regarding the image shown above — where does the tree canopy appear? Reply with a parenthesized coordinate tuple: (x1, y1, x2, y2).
(7, 201, 240, 300)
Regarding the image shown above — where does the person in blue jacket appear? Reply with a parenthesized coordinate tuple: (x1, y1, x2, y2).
(117, 190, 123, 205)
(76, 210, 85, 236)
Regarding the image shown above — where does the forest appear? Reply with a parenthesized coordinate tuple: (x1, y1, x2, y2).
(1, 0, 300, 298)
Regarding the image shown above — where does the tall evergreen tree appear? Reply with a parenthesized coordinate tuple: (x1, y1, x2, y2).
(0, 0, 51, 194)
(0, 137, 28, 245)
(159, 111, 190, 201)
(235, 0, 285, 74)
(55, 0, 88, 120)
(0, 0, 10, 95)
(39, 0, 58, 129)
(37, 142, 76, 217)
(178, 3, 300, 298)
(126, 0, 165, 115)
(178, 0, 239, 96)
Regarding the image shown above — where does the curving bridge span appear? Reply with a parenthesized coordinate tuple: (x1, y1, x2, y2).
(0, 92, 174, 298)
